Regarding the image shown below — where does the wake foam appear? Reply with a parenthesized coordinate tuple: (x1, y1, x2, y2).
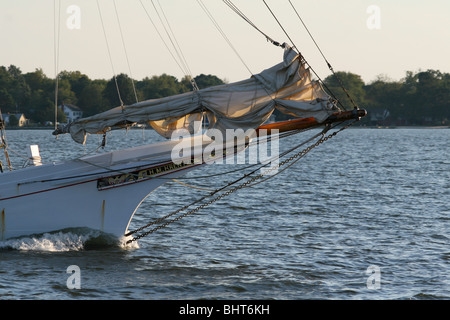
(0, 228, 139, 252)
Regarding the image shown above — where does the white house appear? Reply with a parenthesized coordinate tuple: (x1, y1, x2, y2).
(59, 103, 83, 123)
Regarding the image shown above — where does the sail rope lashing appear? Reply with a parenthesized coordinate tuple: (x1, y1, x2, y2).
(139, 0, 198, 91)
(96, 0, 124, 107)
(125, 118, 359, 243)
(287, 0, 359, 110)
(113, 0, 139, 103)
(222, 0, 285, 48)
(261, 0, 297, 52)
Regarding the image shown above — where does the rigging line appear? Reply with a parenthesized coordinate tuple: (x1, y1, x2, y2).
(126, 120, 354, 242)
(288, 0, 358, 110)
(262, 0, 298, 52)
(247, 121, 355, 188)
(125, 162, 260, 237)
(127, 128, 323, 233)
(222, 0, 283, 47)
(262, 0, 344, 110)
(138, 0, 192, 85)
(170, 126, 326, 191)
(241, 131, 328, 188)
(197, 0, 280, 104)
(196, 0, 253, 76)
(150, 0, 190, 76)
(149, 0, 195, 86)
(173, 127, 319, 181)
(154, 0, 199, 91)
(113, 0, 139, 103)
(53, 0, 61, 132)
(288, 0, 328, 67)
(126, 138, 280, 238)
(96, 0, 124, 106)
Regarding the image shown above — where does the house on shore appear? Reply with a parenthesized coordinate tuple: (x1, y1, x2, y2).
(368, 108, 391, 126)
(59, 103, 83, 123)
(3, 113, 28, 127)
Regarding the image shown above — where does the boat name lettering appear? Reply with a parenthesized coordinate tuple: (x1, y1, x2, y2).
(97, 160, 193, 190)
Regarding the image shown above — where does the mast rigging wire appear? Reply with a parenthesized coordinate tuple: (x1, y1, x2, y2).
(53, 0, 61, 131)
(287, 0, 359, 109)
(113, 0, 139, 103)
(197, 0, 281, 103)
(261, 0, 353, 110)
(96, 0, 124, 106)
(219, 0, 344, 111)
(139, 0, 198, 91)
(153, 0, 198, 90)
(222, 0, 284, 48)
(196, 0, 254, 76)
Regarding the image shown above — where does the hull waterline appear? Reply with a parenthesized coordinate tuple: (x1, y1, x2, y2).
(0, 138, 203, 241)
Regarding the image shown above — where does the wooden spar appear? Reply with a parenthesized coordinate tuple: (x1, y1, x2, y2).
(256, 108, 367, 136)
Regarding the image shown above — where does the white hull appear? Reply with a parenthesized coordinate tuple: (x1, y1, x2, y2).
(0, 137, 205, 240)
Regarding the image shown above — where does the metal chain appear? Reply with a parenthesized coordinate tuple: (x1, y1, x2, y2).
(126, 120, 357, 244)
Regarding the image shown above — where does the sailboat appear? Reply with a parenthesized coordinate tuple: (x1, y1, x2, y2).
(0, 1, 365, 243)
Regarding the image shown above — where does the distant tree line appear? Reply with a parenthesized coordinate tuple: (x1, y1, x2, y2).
(0, 65, 224, 126)
(0, 65, 448, 126)
(322, 70, 450, 126)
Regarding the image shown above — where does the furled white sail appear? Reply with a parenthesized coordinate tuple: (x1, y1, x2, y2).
(56, 45, 338, 144)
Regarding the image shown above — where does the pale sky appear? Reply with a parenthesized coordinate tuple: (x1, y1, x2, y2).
(0, 0, 449, 84)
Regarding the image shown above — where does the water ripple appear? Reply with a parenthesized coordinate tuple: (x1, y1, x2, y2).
(0, 128, 449, 299)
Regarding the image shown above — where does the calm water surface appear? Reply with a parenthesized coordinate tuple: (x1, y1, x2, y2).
(0, 128, 449, 300)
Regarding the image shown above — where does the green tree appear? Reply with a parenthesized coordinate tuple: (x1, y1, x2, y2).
(104, 73, 138, 106)
(415, 70, 445, 123)
(59, 70, 91, 98)
(8, 114, 19, 127)
(323, 71, 366, 110)
(193, 74, 224, 89)
(137, 74, 182, 100)
(7, 65, 31, 109)
(0, 88, 15, 113)
(0, 65, 31, 113)
(78, 80, 109, 116)
(57, 78, 77, 105)
(23, 68, 52, 91)
(22, 68, 55, 123)
(364, 76, 403, 123)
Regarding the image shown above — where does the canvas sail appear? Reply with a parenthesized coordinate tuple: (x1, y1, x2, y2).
(55, 45, 338, 144)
